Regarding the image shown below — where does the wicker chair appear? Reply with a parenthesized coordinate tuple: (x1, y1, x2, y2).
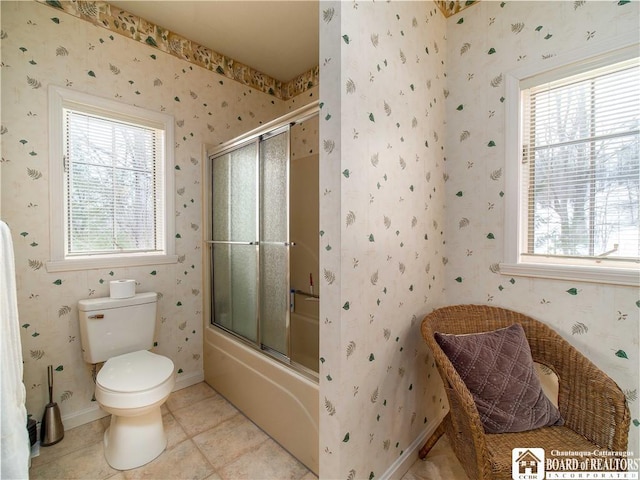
(419, 304, 630, 480)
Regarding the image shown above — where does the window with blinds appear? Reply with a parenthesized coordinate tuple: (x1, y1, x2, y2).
(520, 57, 639, 264)
(64, 109, 165, 256)
(47, 86, 175, 271)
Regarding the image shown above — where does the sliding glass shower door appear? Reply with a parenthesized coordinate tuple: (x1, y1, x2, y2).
(209, 127, 291, 358)
(259, 129, 290, 356)
(210, 142, 259, 343)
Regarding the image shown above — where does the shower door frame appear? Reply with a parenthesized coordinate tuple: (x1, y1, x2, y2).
(203, 101, 319, 376)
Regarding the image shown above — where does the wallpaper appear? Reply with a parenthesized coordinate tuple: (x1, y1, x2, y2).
(0, 0, 307, 426)
(35, 0, 319, 100)
(435, 0, 478, 18)
(444, 0, 639, 455)
(319, 0, 639, 477)
(1, 0, 638, 478)
(319, 2, 448, 478)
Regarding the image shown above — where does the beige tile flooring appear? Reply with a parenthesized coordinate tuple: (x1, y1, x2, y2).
(402, 436, 469, 480)
(29, 382, 467, 480)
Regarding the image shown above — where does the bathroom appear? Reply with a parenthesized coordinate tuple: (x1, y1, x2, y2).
(1, 1, 638, 479)
(2, 0, 325, 476)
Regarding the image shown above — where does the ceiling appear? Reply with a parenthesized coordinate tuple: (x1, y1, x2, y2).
(108, 1, 319, 83)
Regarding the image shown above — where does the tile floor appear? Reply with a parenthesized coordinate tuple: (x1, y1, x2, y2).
(402, 436, 469, 480)
(29, 382, 468, 480)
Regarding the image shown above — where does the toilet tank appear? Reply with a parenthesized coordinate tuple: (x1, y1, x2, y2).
(78, 292, 158, 364)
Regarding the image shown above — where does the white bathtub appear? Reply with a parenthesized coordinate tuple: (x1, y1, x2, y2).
(203, 325, 319, 474)
(290, 311, 319, 373)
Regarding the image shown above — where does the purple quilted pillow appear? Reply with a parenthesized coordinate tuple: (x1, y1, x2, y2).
(435, 323, 563, 434)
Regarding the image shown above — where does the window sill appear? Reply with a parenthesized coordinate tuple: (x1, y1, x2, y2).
(499, 262, 639, 287)
(46, 254, 179, 273)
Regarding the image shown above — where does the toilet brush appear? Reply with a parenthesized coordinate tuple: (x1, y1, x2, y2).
(40, 365, 64, 446)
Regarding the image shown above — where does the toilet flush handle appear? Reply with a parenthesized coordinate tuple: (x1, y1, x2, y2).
(88, 314, 104, 319)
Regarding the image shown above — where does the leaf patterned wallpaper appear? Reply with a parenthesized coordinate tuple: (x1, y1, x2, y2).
(435, 0, 478, 18)
(443, 0, 639, 456)
(1, 0, 638, 478)
(319, 0, 638, 478)
(319, 2, 449, 479)
(0, 0, 316, 427)
(33, 0, 319, 100)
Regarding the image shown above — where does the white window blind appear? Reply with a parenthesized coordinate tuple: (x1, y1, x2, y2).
(64, 108, 165, 256)
(521, 58, 639, 263)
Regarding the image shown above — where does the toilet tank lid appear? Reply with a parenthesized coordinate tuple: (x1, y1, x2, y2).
(78, 292, 157, 312)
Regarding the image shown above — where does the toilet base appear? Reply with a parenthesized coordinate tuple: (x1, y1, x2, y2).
(103, 406, 167, 470)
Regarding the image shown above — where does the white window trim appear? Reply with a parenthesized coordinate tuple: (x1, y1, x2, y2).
(501, 33, 639, 287)
(47, 85, 177, 272)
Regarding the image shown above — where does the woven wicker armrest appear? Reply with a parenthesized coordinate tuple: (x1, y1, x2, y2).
(528, 329, 630, 452)
(421, 317, 491, 474)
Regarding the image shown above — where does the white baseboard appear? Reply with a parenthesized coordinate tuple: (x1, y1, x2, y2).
(61, 404, 109, 430)
(174, 369, 205, 391)
(61, 369, 205, 431)
(379, 409, 449, 480)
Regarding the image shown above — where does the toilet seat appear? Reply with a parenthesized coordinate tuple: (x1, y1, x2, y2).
(98, 350, 174, 392)
(96, 350, 175, 410)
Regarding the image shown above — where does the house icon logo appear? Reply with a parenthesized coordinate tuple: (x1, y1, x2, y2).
(512, 448, 545, 480)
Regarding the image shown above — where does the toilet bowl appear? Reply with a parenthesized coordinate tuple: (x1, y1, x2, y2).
(78, 292, 175, 470)
(96, 350, 175, 470)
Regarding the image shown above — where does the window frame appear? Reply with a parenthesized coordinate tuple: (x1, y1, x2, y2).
(501, 34, 639, 287)
(47, 86, 177, 272)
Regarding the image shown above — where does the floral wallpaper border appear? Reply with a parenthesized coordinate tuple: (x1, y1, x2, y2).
(435, 0, 478, 18)
(37, 0, 319, 100)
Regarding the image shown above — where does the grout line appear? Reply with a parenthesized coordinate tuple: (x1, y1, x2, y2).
(190, 412, 272, 479)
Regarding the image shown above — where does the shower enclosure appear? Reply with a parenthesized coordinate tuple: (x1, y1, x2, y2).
(206, 104, 319, 375)
(203, 103, 320, 473)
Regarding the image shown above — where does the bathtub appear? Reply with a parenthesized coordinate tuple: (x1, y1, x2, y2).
(203, 325, 319, 475)
(290, 310, 319, 373)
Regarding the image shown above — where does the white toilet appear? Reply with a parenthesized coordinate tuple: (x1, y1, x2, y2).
(78, 292, 175, 470)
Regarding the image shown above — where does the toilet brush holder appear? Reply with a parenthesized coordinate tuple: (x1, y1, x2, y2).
(40, 365, 64, 446)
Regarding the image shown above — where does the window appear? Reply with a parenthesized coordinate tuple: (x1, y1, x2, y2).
(47, 86, 176, 271)
(524, 59, 639, 260)
(503, 39, 639, 286)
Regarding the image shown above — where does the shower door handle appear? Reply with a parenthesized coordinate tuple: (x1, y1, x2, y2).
(259, 241, 296, 246)
(205, 241, 258, 245)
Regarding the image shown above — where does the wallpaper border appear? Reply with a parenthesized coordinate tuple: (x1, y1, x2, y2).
(37, 0, 319, 100)
(435, 0, 478, 18)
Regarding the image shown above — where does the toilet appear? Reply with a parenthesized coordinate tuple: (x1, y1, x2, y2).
(78, 292, 175, 470)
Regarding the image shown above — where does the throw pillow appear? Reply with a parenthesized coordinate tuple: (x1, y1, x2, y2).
(435, 323, 563, 434)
